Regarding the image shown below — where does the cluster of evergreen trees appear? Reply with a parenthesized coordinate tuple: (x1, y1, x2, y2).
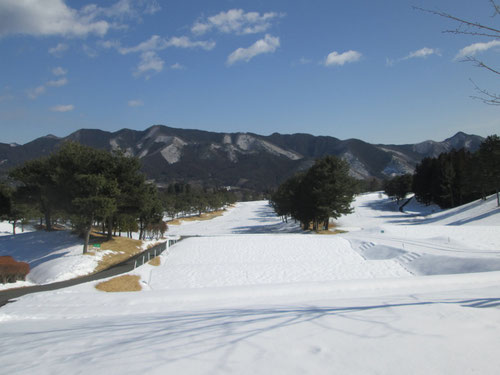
(0, 142, 164, 252)
(413, 135, 500, 208)
(0, 142, 238, 253)
(270, 156, 357, 231)
(160, 183, 236, 220)
(384, 135, 500, 208)
(383, 174, 413, 203)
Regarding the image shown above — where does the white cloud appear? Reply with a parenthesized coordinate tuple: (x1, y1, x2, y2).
(386, 47, 441, 67)
(28, 68, 68, 98)
(50, 104, 74, 112)
(52, 66, 67, 76)
(324, 50, 362, 66)
(192, 9, 281, 35)
(227, 34, 280, 65)
(455, 40, 500, 60)
(404, 47, 440, 60)
(165, 36, 215, 50)
(0, 0, 160, 38)
(106, 34, 213, 77)
(134, 51, 164, 77)
(82, 44, 98, 58)
(117, 35, 215, 54)
(46, 77, 68, 87)
(27, 85, 46, 99)
(387, 47, 441, 67)
(170, 63, 185, 70)
(143, 1, 161, 15)
(49, 43, 69, 57)
(128, 99, 143, 107)
(0, 0, 109, 38)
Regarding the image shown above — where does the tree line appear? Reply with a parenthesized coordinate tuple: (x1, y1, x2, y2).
(0, 142, 236, 253)
(384, 135, 500, 208)
(160, 182, 236, 220)
(270, 156, 357, 231)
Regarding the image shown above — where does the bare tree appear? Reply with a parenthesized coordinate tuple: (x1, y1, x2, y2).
(415, 1, 500, 105)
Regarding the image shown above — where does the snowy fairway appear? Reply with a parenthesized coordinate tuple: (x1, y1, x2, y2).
(1, 195, 500, 374)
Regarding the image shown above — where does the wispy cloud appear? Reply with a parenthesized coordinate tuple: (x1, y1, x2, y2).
(46, 77, 68, 87)
(227, 34, 280, 66)
(116, 35, 215, 55)
(27, 85, 46, 99)
(103, 34, 214, 77)
(82, 44, 98, 58)
(52, 66, 67, 76)
(192, 9, 282, 35)
(323, 50, 362, 66)
(28, 66, 68, 98)
(387, 47, 440, 66)
(128, 99, 144, 107)
(455, 40, 500, 60)
(170, 63, 185, 70)
(50, 104, 74, 112)
(404, 47, 440, 60)
(48, 43, 68, 57)
(134, 51, 164, 77)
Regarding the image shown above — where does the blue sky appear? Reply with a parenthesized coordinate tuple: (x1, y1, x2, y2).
(1, 0, 499, 145)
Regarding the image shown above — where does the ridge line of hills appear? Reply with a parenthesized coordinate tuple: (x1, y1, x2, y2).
(0, 125, 484, 191)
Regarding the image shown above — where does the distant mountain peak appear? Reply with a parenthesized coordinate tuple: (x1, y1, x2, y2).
(0, 127, 486, 191)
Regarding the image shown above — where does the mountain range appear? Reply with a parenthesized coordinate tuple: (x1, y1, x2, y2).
(0, 126, 484, 191)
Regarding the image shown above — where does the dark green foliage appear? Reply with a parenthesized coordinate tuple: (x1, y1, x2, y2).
(0, 183, 34, 235)
(8, 141, 163, 252)
(477, 135, 500, 206)
(9, 157, 59, 231)
(412, 135, 500, 208)
(271, 156, 357, 231)
(384, 174, 413, 202)
(160, 184, 236, 220)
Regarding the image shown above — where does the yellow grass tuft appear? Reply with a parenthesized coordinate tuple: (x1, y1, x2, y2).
(95, 275, 142, 292)
(168, 209, 226, 225)
(148, 257, 161, 266)
(316, 229, 348, 235)
(85, 232, 144, 273)
(312, 222, 348, 235)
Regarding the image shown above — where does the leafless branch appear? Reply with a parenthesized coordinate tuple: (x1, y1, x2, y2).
(462, 56, 500, 75)
(470, 79, 500, 105)
(490, 0, 500, 16)
(413, 6, 500, 38)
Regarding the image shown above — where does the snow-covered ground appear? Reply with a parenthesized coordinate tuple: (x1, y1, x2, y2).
(0, 225, 163, 290)
(1, 194, 500, 374)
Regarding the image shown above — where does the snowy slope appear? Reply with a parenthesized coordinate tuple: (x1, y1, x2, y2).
(1, 196, 500, 374)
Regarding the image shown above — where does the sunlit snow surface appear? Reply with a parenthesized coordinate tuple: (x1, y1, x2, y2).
(1, 194, 500, 374)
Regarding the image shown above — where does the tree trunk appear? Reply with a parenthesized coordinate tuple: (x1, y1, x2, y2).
(11, 219, 17, 235)
(44, 210, 52, 231)
(83, 226, 91, 254)
(139, 218, 144, 241)
(106, 216, 113, 241)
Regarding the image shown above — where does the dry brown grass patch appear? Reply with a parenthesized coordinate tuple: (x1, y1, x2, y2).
(168, 209, 225, 225)
(313, 222, 348, 235)
(85, 232, 144, 273)
(95, 275, 142, 292)
(316, 229, 348, 235)
(148, 257, 161, 266)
